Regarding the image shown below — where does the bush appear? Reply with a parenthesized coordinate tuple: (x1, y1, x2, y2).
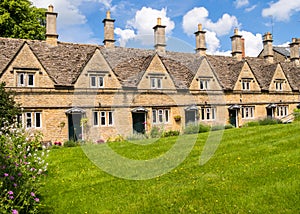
(161, 130, 180, 137)
(258, 118, 282, 125)
(126, 133, 147, 141)
(224, 124, 234, 129)
(63, 140, 79, 147)
(244, 121, 260, 127)
(0, 122, 49, 213)
(150, 126, 162, 138)
(107, 135, 125, 143)
(293, 109, 300, 121)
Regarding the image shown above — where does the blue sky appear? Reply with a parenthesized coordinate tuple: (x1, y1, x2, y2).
(32, 0, 300, 56)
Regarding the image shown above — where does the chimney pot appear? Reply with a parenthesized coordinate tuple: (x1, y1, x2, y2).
(231, 28, 242, 60)
(48, 5, 54, 12)
(157, 17, 162, 25)
(102, 10, 115, 48)
(234, 28, 239, 35)
(194, 23, 206, 56)
(198, 24, 202, 31)
(153, 17, 166, 54)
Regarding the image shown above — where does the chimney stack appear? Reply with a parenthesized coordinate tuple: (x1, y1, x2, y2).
(46, 5, 58, 46)
(263, 32, 274, 63)
(194, 24, 206, 56)
(153, 17, 166, 54)
(231, 28, 243, 61)
(102, 10, 115, 48)
(289, 38, 300, 66)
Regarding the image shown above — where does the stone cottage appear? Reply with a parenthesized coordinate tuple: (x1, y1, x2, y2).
(0, 5, 299, 143)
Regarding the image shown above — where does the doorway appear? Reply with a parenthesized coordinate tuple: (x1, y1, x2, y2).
(229, 109, 238, 127)
(68, 114, 82, 141)
(132, 112, 146, 134)
(185, 110, 197, 125)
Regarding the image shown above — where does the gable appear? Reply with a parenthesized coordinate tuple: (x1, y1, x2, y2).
(233, 62, 261, 91)
(75, 49, 121, 89)
(189, 57, 222, 91)
(269, 64, 292, 92)
(137, 54, 176, 90)
(1, 43, 54, 87)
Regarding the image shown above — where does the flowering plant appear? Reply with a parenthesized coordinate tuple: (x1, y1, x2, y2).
(0, 121, 49, 213)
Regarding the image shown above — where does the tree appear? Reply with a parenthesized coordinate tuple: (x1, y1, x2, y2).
(0, 0, 46, 40)
(0, 82, 21, 129)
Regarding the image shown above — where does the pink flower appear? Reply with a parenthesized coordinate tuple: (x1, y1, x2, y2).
(12, 209, 18, 214)
(31, 192, 35, 197)
(34, 198, 39, 202)
(8, 191, 13, 195)
(4, 173, 9, 177)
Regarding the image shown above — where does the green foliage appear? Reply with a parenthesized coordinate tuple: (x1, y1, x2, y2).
(63, 140, 79, 147)
(41, 123, 300, 213)
(107, 135, 125, 143)
(0, 82, 21, 130)
(0, 121, 49, 213)
(0, 0, 46, 40)
(224, 124, 234, 129)
(161, 130, 180, 137)
(293, 108, 300, 121)
(258, 117, 282, 125)
(183, 123, 210, 134)
(150, 126, 162, 138)
(244, 121, 260, 127)
(126, 133, 147, 141)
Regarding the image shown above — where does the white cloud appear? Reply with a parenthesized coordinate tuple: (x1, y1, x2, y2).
(114, 28, 136, 46)
(245, 5, 257, 12)
(116, 7, 175, 46)
(205, 31, 220, 54)
(234, 0, 249, 8)
(182, 7, 239, 36)
(240, 30, 263, 57)
(262, 0, 300, 21)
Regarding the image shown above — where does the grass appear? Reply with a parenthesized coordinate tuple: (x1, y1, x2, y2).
(40, 123, 300, 213)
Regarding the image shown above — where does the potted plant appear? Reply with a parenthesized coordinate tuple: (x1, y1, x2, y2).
(174, 115, 181, 122)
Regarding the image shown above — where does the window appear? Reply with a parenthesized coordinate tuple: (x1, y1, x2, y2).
(152, 109, 170, 124)
(90, 75, 104, 88)
(277, 106, 288, 117)
(242, 106, 255, 119)
(275, 81, 283, 91)
(94, 111, 114, 126)
(200, 79, 209, 90)
(108, 111, 113, 126)
(150, 77, 162, 89)
(100, 111, 106, 126)
(201, 107, 216, 121)
(242, 79, 251, 91)
(93, 111, 99, 126)
(17, 73, 35, 87)
(23, 112, 42, 128)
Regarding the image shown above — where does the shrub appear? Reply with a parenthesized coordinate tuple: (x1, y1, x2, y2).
(258, 118, 282, 125)
(293, 109, 300, 121)
(244, 121, 260, 127)
(183, 124, 198, 134)
(126, 133, 147, 141)
(107, 135, 125, 143)
(150, 126, 162, 138)
(224, 124, 234, 129)
(161, 130, 180, 137)
(199, 124, 211, 133)
(0, 122, 49, 213)
(63, 140, 78, 147)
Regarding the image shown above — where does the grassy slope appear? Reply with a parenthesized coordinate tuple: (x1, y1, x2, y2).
(40, 123, 300, 213)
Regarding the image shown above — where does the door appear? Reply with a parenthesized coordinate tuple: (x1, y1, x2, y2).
(185, 110, 197, 125)
(68, 114, 82, 141)
(229, 109, 237, 127)
(267, 108, 273, 118)
(132, 113, 146, 134)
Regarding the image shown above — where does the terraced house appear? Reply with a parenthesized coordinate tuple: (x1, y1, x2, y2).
(0, 5, 299, 143)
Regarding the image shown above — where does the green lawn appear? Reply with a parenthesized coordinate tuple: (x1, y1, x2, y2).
(41, 123, 300, 213)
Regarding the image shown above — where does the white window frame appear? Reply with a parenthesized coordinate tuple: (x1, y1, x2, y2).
(93, 111, 99, 126)
(199, 79, 209, 90)
(201, 107, 216, 121)
(242, 79, 251, 91)
(90, 75, 105, 88)
(277, 105, 288, 117)
(108, 111, 114, 126)
(152, 109, 170, 124)
(150, 77, 162, 89)
(17, 73, 35, 87)
(242, 106, 255, 119)
(24, 112, 42, 129)
(100, 111, 106, 126)
(275, 81, 283, 91)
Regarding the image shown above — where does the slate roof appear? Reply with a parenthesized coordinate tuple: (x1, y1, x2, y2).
(0, 37, 299, 91)
(273, 46, 300, 58)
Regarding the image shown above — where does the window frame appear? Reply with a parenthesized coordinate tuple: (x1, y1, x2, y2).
(152, 108, 170, 124)
(93, 111, 99, 126)
(150, 77, 163, 89)
(201, 107, 216, 121)
(100, 111, 106, 126)
(199, 79, 210, 90)
(241, 79, 251, 91)
(24, 112, 42, 129)
(277, 105, 288, 117)
(17, 72, 35, 87)
(241, 106, 255, 119)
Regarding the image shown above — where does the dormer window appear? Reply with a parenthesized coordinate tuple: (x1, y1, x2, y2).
(17, 73, 35, 87)
(90, 75, 104, 88)
(199, 79, 210, 90)
(241, 79, 251, 91)
(275, 79, 284, 91)
(150, 77, 162, 89)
